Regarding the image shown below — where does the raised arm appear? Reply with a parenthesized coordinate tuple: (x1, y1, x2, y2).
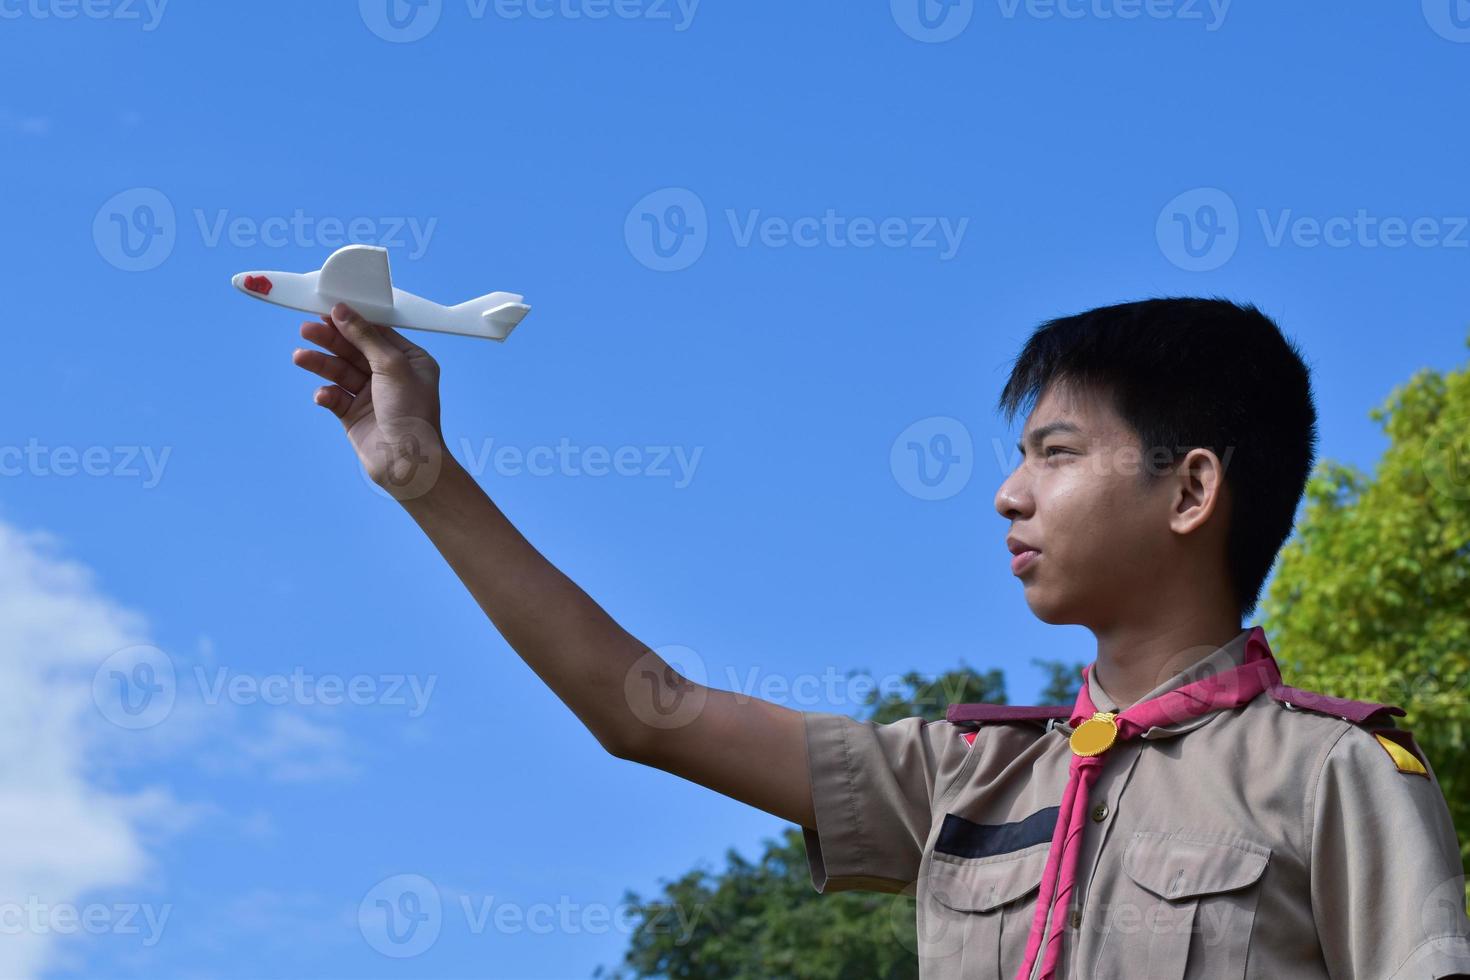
(292, 303, 815, 830)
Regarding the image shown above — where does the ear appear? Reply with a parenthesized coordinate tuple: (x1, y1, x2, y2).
(1167, 446, 1228, 536)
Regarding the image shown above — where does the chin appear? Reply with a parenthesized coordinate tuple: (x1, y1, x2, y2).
(1023, 588, 1076, 626)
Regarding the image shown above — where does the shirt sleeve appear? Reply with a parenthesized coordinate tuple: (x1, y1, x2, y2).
(1309, 723, 1470, 979)
(799, 711, 974, 895)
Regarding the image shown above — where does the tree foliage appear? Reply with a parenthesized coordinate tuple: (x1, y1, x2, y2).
(1262, 340, 1470, 871)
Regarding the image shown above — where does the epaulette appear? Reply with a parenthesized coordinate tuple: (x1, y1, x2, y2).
(1267, 683, 1405, 726)
(946, 703, 1070, 745)
(1269, 684, 1429, 776)
(945, 703, 1072, 725)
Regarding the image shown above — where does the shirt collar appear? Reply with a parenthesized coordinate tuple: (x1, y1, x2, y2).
(1075, 627, 1256, 740)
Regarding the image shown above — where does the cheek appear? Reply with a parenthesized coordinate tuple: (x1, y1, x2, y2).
(1041, 470, 1145, 558)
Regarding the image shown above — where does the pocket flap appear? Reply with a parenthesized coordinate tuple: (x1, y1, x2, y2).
(929, 843, 1050, 913)
(1122, 832, 1270, 901)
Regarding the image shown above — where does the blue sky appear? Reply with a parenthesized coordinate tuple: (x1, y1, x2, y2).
(2, 1, 1468, 976)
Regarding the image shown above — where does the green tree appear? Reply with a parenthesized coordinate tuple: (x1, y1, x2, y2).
(1262, 341, 1470, 872)
(600, 663, 1080, 979)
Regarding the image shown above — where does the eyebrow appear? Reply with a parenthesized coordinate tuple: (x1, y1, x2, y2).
(1016, 420, 1084, 456)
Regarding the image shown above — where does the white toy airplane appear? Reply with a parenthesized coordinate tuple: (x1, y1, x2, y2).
(231, 244, 530, 341)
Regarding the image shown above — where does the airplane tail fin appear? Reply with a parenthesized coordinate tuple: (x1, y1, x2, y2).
(452, 292, 531, 341)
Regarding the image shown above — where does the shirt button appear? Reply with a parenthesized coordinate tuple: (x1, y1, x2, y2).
(1069, 910, 1082, 929)
(1091, 804, 1109, 823)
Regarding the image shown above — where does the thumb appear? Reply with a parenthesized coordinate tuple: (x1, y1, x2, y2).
(328, 303, 408, 375)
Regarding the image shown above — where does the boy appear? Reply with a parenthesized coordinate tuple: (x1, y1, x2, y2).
(290, 296, 1470, 978)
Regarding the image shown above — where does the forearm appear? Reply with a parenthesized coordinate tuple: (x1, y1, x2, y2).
(399, 455, 660, 755)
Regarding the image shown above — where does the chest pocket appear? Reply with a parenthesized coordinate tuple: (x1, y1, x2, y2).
(921, 843, 1050, 980)
(1092, 831, 1271, 980)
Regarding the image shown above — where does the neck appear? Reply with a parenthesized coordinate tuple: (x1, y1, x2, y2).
(1091, 612, 1244, 710)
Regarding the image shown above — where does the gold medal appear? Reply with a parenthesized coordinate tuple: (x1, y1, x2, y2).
(1069, 711, 1119, 757)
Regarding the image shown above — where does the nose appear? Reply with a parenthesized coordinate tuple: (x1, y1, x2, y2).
(994, 464, 1032, 522)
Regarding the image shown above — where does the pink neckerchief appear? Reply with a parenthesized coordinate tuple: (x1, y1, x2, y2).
(1014, 627, 1282, 980)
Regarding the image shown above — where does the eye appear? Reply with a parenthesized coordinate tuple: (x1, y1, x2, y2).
(1043, 446, 1072, 458)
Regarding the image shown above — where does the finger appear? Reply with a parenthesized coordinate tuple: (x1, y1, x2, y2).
(300, 318, 371, 374)
(374, 323, 422, 354)
(292, 347, 370, 395)
(326, 303, 409, 374)
(312, 384, 354, 419)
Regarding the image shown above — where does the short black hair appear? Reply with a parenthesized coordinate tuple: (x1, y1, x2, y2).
(997, 297, 1318, 622)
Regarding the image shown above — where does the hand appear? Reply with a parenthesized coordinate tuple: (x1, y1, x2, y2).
(292, 303, 449, 499)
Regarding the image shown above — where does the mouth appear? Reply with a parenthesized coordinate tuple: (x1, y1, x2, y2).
(1006, 536, 1040, 576)
(1010, 549, 1040, 576)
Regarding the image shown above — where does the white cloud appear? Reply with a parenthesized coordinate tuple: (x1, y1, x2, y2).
(0, 521, 176, 978)
(207, 711, 361, 784)
(0, 521, 372, 976)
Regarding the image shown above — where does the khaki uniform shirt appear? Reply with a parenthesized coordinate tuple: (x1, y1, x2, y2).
(800, 628, 1470, 979)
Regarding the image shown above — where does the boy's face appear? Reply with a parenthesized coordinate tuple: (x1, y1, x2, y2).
(994, 381, 1181, 628)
